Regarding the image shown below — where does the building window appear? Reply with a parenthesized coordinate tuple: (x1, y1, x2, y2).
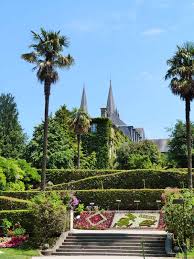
(91, 123, 97, 133)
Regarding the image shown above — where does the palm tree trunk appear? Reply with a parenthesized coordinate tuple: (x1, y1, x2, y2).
(186, 97, 193, 189)
(41, 81, 51, 191)
(77, 134, 81, 168)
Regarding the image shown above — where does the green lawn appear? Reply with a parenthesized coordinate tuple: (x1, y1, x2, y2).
(177, 248, 194, 258)
(0, 247, 39, 259)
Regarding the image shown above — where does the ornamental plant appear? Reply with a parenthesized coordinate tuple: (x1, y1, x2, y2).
(28, 191, 67, 247)
(162, 189, 194, 244)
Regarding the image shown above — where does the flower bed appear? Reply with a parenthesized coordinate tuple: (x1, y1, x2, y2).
(74, 211, 114, 230)
(0, 236, 28, 248)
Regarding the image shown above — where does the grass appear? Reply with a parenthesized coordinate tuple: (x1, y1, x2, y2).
(176, 248, 194, 258)
(0, 247, 39, 259)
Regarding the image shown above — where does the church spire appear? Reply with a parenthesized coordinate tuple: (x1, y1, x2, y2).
(80, 85, 88, 113)
(107, 80, 116, 116)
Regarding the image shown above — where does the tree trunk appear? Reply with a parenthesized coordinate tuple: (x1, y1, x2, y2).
(77, 134, 81, 169)
(185, 97, 193, 189)
(41, 81, 51, 191)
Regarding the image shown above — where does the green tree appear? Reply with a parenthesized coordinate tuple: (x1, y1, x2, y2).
(168, 120, 194, 167)
(70, 109, 91, 168)
(0, 93, 26, 158)
(22, 28, 74, 190)
(116, 140, 161, 169)
(165, 43, 194, 189)
(26, 117, 76, 169)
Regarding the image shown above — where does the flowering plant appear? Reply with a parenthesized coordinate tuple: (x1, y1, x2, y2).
(0, 236, 28, 248)
(74, 211, 114, 230)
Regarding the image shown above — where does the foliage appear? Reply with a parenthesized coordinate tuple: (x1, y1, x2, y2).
(0, 210, 32, 234)
(82, 118, 111, 168)
(0, 157, 40, 191)
(0, 93, 26, 159)
(116, 140, 161, 169)
(47, 169, 189, 190)
(74, 189, 164, 210)
(28, 191, 67, 247)
(163, 189, 194, 243)
(165, 42, 194, 189)
(26, 115, 76, 169)
(168, 120, 194, 167)
(0, 196, 30, 210)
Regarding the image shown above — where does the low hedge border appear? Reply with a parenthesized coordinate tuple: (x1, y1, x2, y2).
(0, 209, 33, 233)
(0, 196, 30, 210)
(0, 189, 165, 210)
(46, 170, 189, 190)
(75, 189, 164, 210)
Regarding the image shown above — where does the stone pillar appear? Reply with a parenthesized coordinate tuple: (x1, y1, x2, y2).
(101, 108, 107, 118)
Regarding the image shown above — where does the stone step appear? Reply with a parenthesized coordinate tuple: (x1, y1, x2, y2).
(66, 237, 165, 242)
(69, 233, 166, 237)
(56, 248, 165, 253)
(60, 244, 164, 248)
(52, 251, 169, 256)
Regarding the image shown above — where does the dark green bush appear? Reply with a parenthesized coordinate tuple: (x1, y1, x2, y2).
(0, 196, 30, 210)
(75, 189, 164, 210)
(0, 209, 32, 233)
(28, 191, 69, 247)
(46, 169, 189, 190)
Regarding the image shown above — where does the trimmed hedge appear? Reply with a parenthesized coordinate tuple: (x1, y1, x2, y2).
(75, 189, 164, 210)
(0, 191, 42, 200)
(0, 189, 165, 210)
(46, 169, 189, 190)
(0, 210, 33, 233)
(0, 196, 30, 210)
(0, 190, 68, 200)
(44, 169, 122, 184)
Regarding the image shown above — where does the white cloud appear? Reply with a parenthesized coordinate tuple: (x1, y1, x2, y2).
(142, 28, 165, 36)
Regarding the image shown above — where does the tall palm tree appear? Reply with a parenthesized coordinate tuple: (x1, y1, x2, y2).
(165, 42, 194, 189)
(70, 109, 91, 168)
(22, 28, 74, 190)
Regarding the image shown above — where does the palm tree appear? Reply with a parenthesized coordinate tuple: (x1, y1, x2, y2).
(165, 42, 194, 189)
(22, 28, 74, 190)
(70, 109, 91, 168)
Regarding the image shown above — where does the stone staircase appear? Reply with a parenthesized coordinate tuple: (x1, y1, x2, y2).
(52, 232, 175, 257)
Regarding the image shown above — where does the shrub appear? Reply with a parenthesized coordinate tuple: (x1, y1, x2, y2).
(163, 189, 194, 244)
(46, 169, 188, 190)
(0, 196, 30, 210)
(28, 191, 68, 247)
(0, 157, 40, 191)
(0, 210, 32, 234)
(74, 189, 164, 210)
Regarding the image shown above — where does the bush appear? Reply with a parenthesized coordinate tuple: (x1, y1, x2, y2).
(46, 169, 189, 190)
(0, 189, 165, 210)
(75, 189, 164, 210)
(0, 210, 32, 234)
(0, 196, 30, 210)
(28, 191, 68, 247)
(0, 157, 40, 191)
(163, 189, 194, 244)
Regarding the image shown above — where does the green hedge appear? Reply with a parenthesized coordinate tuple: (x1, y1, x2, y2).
(0, 189, 165, 209)
(0, 210, 33, 233)
(0, 190, 68, 200)
(46, 169, 189, 190)
(75, 189, 164, 210)
(0, 196, 30, 210)
(44, 169, 122, 184)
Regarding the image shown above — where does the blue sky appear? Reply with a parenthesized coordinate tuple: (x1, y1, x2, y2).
(0, 0, 194, 139)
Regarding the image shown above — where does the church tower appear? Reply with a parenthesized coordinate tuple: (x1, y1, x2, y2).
(80, 85, 88, 113)
(107, 80, 116, 117)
